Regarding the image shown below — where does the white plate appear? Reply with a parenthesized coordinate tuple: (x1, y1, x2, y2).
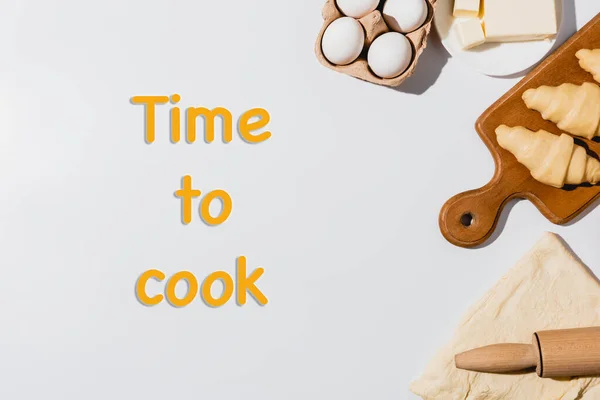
(434, 0, 564, 76)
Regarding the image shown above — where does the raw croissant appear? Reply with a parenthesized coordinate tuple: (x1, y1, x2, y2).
(496, 125, 600, 188)
(522, 82, 600, 139)
(577, 49, 600, 83)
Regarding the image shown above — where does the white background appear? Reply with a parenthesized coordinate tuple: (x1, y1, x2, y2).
(0, 0, 599, 399)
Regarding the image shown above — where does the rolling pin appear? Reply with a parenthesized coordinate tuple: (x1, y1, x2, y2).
(455, 327, 600, 378)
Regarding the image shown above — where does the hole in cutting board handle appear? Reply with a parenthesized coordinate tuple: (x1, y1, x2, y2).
(439, 179, 513, 248)
(460, 213, 474, 227)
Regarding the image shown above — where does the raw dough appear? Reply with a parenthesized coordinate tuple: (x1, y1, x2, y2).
(410, 233, 600, 399)
(577, 49, 600, 83)
(523, 82, 600, 139)
(495, 125, 600, 188)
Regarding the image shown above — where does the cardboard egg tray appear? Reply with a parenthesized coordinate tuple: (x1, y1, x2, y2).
(315, 0, 437, 87)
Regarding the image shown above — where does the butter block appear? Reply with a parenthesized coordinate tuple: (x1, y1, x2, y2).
(453, 0, 480, 18)
(484, 0, 557, 42)
(455, 18, 485, 50)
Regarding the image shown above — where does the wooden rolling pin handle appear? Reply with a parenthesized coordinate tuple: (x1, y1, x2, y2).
(455, 343, 538, 374)
(455, 328, 600, 378)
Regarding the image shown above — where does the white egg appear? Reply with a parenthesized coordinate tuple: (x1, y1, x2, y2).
(336, 0, 380, 18)
(321, 17, 365, 66)
(383, 0, 428, 33)
(367, 32, 413, 78)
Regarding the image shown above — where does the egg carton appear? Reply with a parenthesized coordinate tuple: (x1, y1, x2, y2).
(315, 0, 437, 87)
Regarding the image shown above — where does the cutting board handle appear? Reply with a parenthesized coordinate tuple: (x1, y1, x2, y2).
(439, 177, 514, 248)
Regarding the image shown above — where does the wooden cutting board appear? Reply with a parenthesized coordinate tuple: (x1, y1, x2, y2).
(440, 13, 600, 248)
